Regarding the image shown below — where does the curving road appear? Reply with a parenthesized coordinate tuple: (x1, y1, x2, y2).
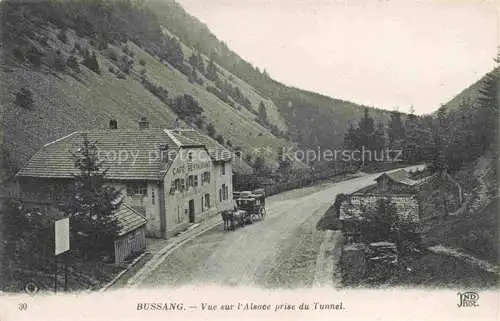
(135, 167, 423, 289)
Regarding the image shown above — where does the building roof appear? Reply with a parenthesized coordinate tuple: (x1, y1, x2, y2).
(16, 127, 230, 181)
(375, 169, 422, 186)
(111, 203, 147, 236)
(172, 128, 232, 162)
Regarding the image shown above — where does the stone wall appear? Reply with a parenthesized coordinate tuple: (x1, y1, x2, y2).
(340, 194, 420, 222)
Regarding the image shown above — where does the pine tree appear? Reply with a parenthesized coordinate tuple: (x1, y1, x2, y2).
(388, 110, 406, 149)
(343, 123, 359, 150)
(357, 108, 376, 150)
(58, 136, 122, 258)
(258, 101, 269, 125)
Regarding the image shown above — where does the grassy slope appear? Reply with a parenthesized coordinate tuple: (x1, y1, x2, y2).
(422, 198, 499, 265)
(161, 26, 288, 132)
(1, 25, 292, 174)
(130, 41, 288, 167)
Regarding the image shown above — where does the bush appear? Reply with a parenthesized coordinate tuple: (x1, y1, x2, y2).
(82, 51, 100, 74)
(139, 59, 146, 66)
(13, 47, 24, 61)
(53, 53, 67, 72)
(67, 56, 80, 72)
(58, 29, 68, 44)
(172, 94, 204, 119)
(25, 45, 43, 67)
(142, 78, 169, 103)
(206, 123, 216, 137)
(15, 88, 34, 109)
(215, 134, 224, 145)
(106, 48, 119, 61)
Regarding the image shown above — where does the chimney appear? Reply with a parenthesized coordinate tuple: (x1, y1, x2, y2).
(139, 117, 149, 129)
(109, 119, 118, 129)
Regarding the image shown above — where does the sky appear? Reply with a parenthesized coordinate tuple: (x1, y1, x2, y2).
(175, 0, 498, 114)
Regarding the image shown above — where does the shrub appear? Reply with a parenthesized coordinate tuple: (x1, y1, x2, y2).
(139, 59, 146, 66)
(25, 45, 43, 67)
(194, 117, 204, 129)
(206, 123, 216, 137)
(172, 94, 204, 119)
(142, 78, 169, 103)
(15, 88, 34, 109)
(107, 48, 119, 61)
(58, 29, 68, 44)
(53, 53, 67, 72)
(12, 47, 24, 61)
(215, 134, 224, 145)
(82, 51, 100, 74)
(67, 56, 80, 72)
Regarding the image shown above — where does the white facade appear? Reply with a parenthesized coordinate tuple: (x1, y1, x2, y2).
(115, 147, 233, 238)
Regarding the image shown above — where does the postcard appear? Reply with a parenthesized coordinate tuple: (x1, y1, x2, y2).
(0, 0, 498, 320)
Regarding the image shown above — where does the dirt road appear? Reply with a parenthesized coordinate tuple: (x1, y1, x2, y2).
(136, 167, 423, 288)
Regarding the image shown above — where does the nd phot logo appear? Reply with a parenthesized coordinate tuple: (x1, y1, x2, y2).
(457, 291, 479, 308)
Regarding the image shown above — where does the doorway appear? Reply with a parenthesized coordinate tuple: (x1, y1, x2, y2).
(188, 199, 195, 223)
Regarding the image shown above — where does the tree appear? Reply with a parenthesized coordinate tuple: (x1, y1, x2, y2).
(277, 148, 291, 175)
(373, 121, 386, 152)
(206, 56, 218, 81)
(58, 137, 122, 259)
(215, 134, 224, 145)
(253, 156, 266, 173)
(14, 87, 34, 109)
(388, 110, 406, 148)
(258, 101, 269, 125)
(343, 123, 359, 149)
(82, 51, 100, 74)
(206, 122, 216, 137)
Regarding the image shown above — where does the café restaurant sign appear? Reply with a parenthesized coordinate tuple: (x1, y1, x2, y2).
(172, 161, 211, 176)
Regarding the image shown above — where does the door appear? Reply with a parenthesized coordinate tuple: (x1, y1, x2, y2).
(188, 199, 195, 223)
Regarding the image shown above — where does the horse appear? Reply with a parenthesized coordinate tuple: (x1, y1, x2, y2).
(221, 210, 237, 231)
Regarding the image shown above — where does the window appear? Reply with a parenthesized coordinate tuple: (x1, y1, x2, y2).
(127, 182, 147, 196)
(205, 194, 210, 208)
(151, 189, 155, 204)
(202, 171, 211, 185)
(194, 175, 198, 187)
(171, 178, 186, 194)
(188, 175, 194, 188)
(219, 189, 222, 202)
(201, 197, 204, 212)
(176, 205, 182, 223)
(221, 184, 229, 200)
(128, 232, 136, 245)
(221, 163, 226, 175)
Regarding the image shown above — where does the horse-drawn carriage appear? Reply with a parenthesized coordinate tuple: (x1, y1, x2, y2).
(221, 189, 266, 231)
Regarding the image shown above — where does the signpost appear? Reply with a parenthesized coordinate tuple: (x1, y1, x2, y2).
(54, 218, 70, 293)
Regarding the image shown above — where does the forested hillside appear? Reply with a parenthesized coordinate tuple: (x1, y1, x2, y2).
(0, 0, 396, 181)
(147, 0, 392, 149)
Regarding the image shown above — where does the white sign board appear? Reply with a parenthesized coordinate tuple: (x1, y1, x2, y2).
(54, 218, 70, 255)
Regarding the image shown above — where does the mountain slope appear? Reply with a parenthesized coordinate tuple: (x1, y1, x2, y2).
(1, 0, 395, 181)
(147, 0, 392, 150)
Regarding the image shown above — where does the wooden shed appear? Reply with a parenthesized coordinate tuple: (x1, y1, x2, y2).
(112, 203, 147, 265)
